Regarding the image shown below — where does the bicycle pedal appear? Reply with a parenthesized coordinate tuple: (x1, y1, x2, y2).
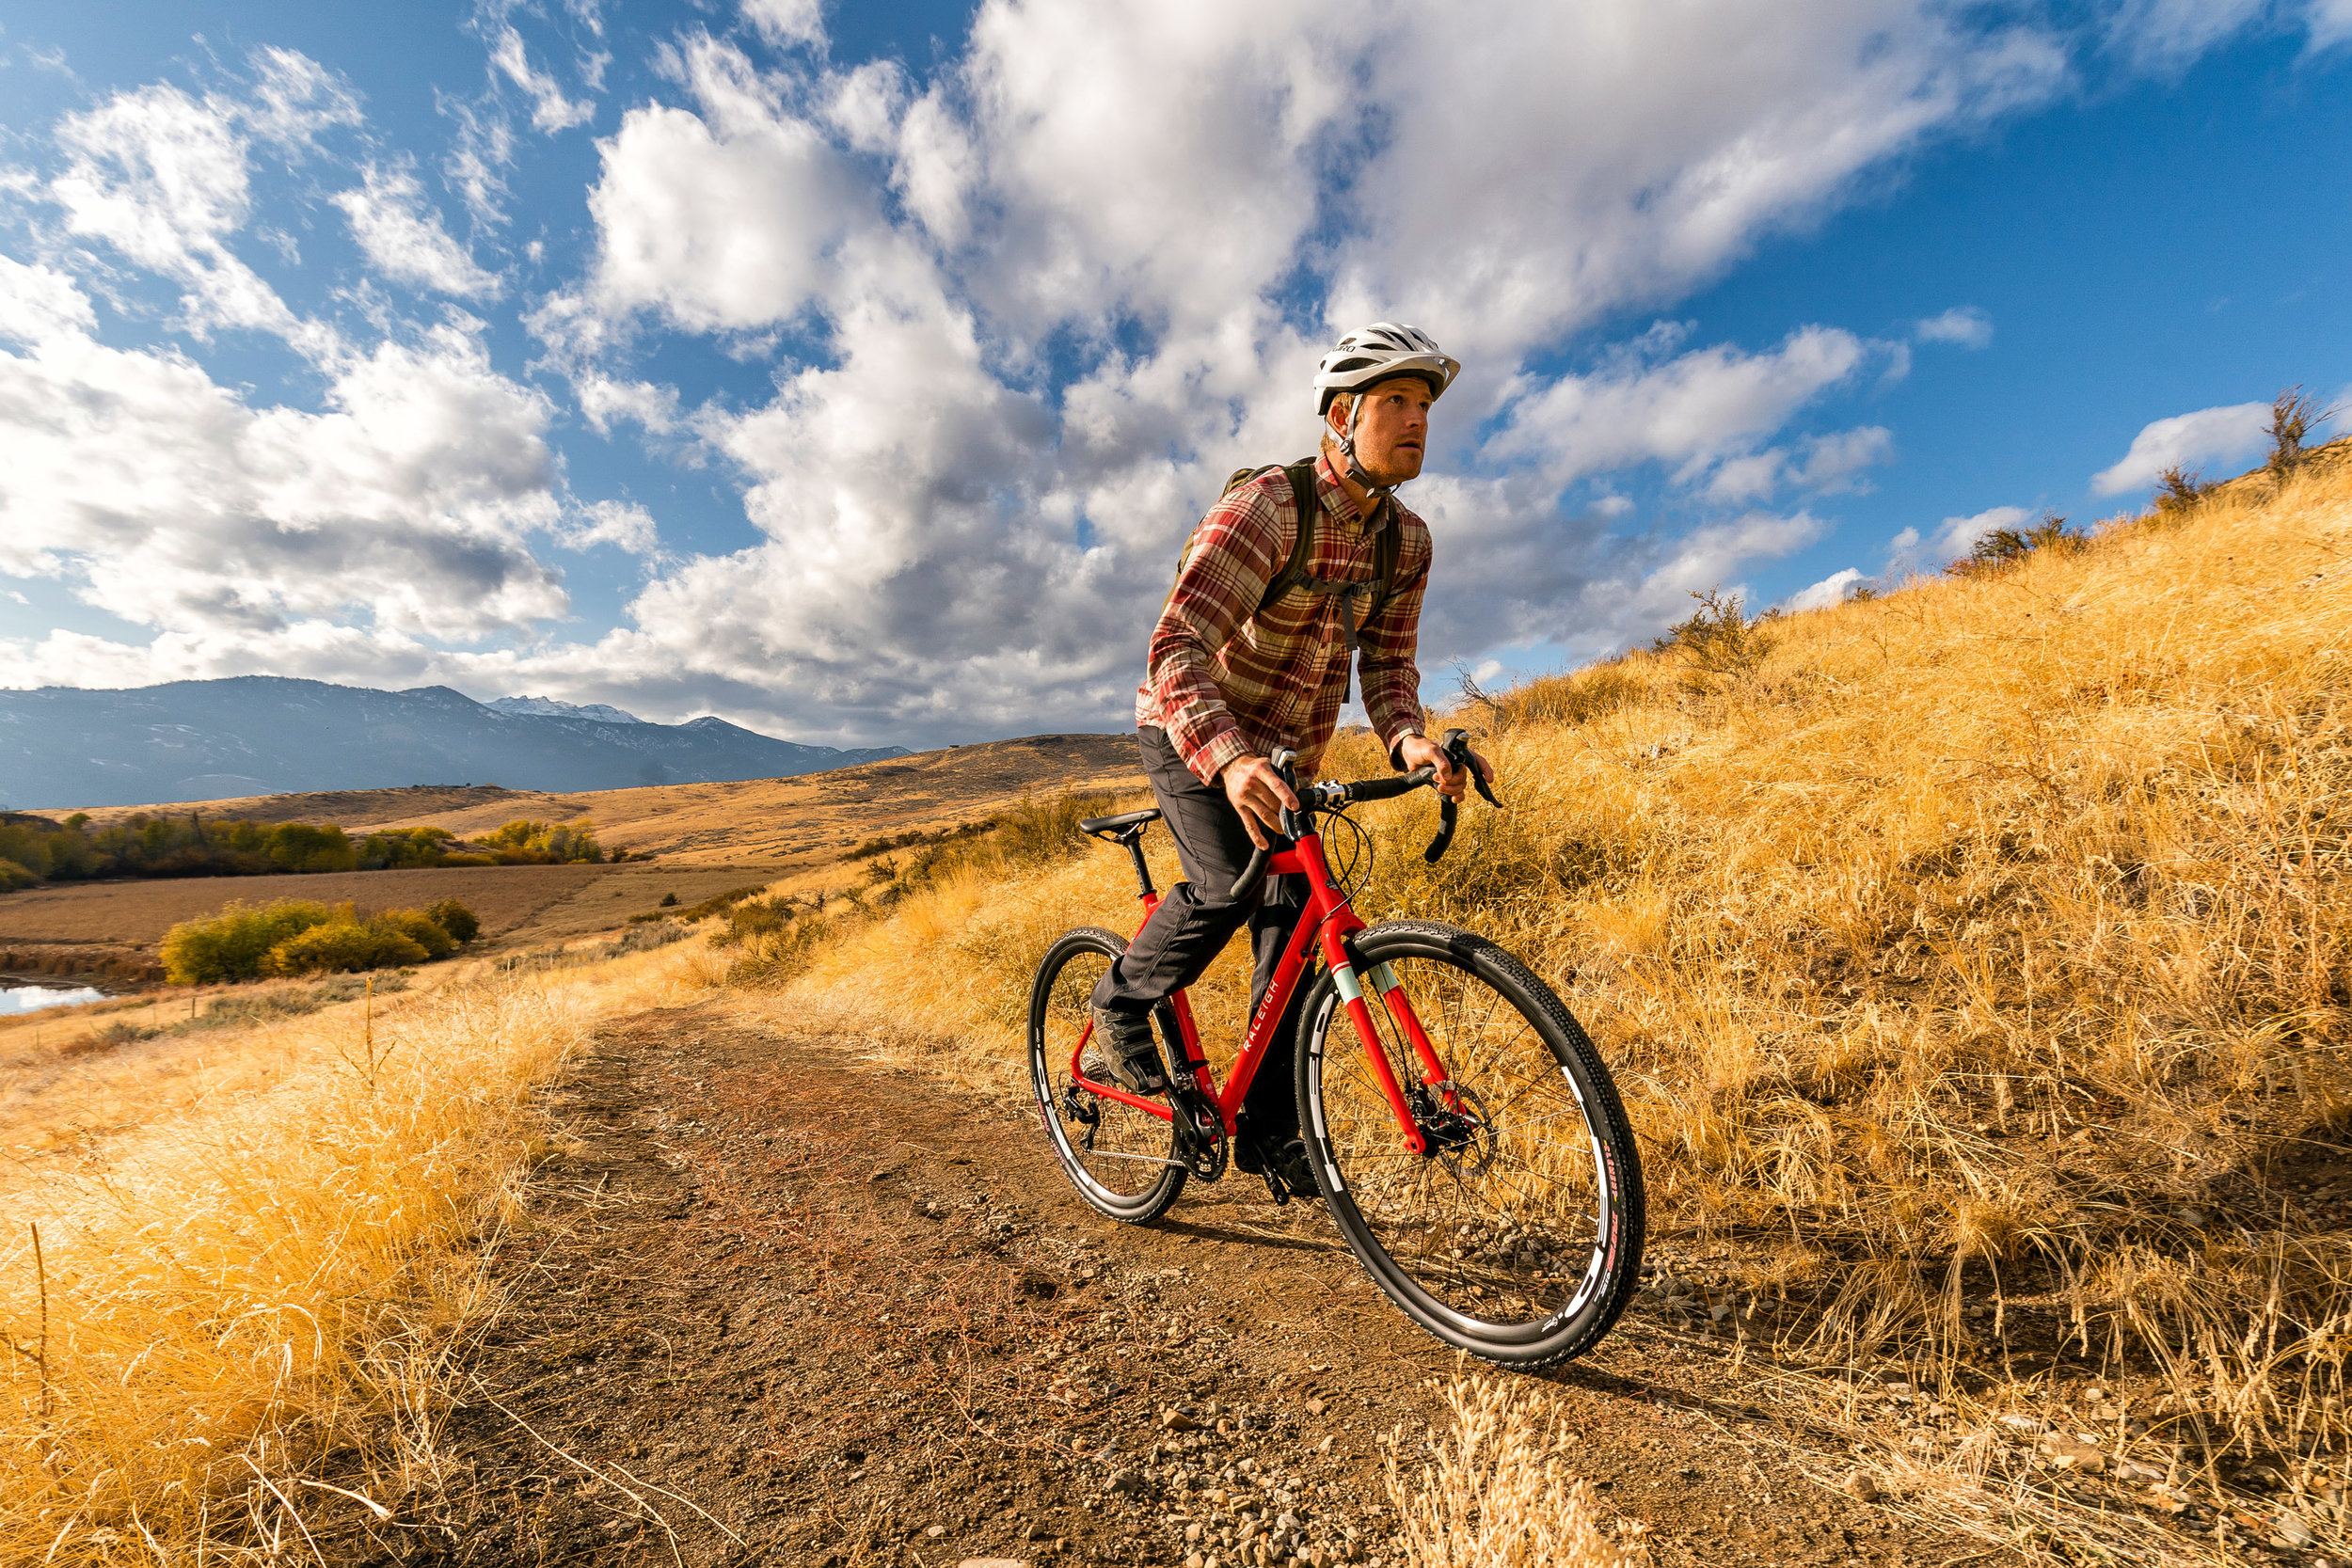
(1261, 1168, 1291, 1207)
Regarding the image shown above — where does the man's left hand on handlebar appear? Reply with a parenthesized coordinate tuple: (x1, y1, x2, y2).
(1395, 733, 1494, 801)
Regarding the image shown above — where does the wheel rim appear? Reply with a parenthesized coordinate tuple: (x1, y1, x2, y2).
(1311, 949, 1616, 1337)
(1033, 943, 1179, 1208)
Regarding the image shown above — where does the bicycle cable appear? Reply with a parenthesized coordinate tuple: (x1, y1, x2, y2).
(1320, 805, 1375, 902)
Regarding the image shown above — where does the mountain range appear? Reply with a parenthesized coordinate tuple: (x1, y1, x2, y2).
(1, 677, 908, 810)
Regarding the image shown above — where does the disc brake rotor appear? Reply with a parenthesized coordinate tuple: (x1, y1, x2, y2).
(1417, 1079, 1497, 1178)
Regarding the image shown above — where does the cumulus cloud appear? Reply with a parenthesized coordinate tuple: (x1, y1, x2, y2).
(1915, 306, 1993, 347)
(0, 280, 569, 645)
(2091, 401, 2272, 494)
(1784, 566, 1866, 611)
(583, 39, 860, 332)
(332, 163, 501, 296)
(1488, 324, 1895, 494)
(4, 1, 2296, 740)
(1886, 504, 2028, 575)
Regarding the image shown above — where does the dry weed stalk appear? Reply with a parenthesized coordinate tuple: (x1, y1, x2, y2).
(775, 459, 2352, 1479)
(0, 937, 722, 1564)
(1384, 1376, 1639, 1568)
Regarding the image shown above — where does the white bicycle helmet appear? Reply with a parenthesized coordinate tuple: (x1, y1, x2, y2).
(1312, 322, 1459, 499)
(1311, 322, 1460, 416)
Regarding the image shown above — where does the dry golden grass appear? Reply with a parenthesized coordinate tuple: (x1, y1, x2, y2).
(1385, 1377, 1639, 1568)
(766, 462, 2352, 1471)
(0, 938, 725, 1565)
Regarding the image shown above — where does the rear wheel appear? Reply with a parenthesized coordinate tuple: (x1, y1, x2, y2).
(1296, 920, 1644, 1367)
(1028, 927, 1186, 1224)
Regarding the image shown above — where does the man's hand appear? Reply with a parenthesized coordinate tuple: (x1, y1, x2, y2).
(1221, 754, 1302, 850)
(1396, 733, 1495, 802)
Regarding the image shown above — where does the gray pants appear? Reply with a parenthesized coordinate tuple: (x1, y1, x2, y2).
(1089, 727, 1308, 1144)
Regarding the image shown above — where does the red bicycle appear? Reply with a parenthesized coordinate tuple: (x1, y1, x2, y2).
(1027, 731, 1645, 1368)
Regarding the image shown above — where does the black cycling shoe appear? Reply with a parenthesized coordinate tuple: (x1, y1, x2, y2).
(1087, 1004, 1168, 1095)
(1272, 1137, 1321, 1201)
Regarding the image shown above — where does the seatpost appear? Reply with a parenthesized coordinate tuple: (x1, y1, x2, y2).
(1120, 830, 1154, 897)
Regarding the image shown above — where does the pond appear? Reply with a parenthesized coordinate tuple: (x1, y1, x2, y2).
(0, 981, 109, 1015)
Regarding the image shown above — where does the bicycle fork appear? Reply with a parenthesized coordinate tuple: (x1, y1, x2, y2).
(1324, 938, 1457, 1159)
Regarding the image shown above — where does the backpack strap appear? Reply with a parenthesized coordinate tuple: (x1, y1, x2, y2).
(1256, 458, 1323, 612)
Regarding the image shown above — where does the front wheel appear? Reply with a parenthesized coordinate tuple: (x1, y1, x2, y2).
(1296, 920, 1645, 1368)
(1028, 927, 1186, 1224)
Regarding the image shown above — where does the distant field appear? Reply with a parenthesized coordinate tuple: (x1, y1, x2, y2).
(62, 733, 1145, 863)
(0, 863, 789, 952)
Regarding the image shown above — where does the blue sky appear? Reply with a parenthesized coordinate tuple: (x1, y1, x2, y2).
(0, 0, 2344, 749)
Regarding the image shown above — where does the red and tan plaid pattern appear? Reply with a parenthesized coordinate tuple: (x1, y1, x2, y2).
(1137, 450, 1431, 784)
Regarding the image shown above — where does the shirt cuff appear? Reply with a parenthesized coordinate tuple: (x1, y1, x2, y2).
(1184, 724, 1253, 786)
(1379, 721, 1425, 769)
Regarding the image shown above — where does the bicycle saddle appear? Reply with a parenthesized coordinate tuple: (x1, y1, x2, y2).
(1077, 807, 1161, 838)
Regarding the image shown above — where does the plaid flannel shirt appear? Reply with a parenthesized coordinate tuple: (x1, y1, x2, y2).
(1137, 450, 1432, 784)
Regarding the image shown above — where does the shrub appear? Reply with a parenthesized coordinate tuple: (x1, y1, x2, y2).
(161, 900, 335, 984)
(375, 908, 456, 960)
(678, 884, 772, 923)
(1653, 588, 1774, 689)
(2267, 385, 2335, 481)
(723, 897, 792, 944)
(424, 898, 481, 944)
(1460, 662, 1647, 734)
(1947, 511, 2085, 576)
(263, 920, 429, 977)
(2154, 463, 2212, 515)
(476, 818, 604, 863)
(993, 791, 1122, 868)
(0, 858, 38, 892)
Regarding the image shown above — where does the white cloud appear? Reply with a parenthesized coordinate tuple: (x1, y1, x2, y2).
(49, 83, 326, 354)
(1915, 306, 1993, 347)
(1783, 566, 1865, 612)
(565, 499, 660, 554)
(1488, 324, 1891, 492)
(2106, 0, 2269, 71)
(18, 1, 2271, 740)
(743, 0, 825, 49)
(1941, 505, 2031, 555)
(2091, 401, 2271, 494)
(2313, 0, 2352, 48)
(0, 256, 99, 346)
(242, 47, 362, 150)
(0, 306, 569, 647)
(585, 39, 859, 332)
(439, 93, 516, 225)
(576, 374, 681, 436)
(332, 164, 501, 297)
(490, 25, 595, 134)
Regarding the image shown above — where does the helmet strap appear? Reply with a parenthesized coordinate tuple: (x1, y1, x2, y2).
(1334, 394, 1397, 506)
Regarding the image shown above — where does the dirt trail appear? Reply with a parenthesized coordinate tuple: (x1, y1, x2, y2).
(344, 1005, 1987, 1567)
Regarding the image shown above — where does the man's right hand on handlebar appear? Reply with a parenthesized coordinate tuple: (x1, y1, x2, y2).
(1220, 753, 1302, 850)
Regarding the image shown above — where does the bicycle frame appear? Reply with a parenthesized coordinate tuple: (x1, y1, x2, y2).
(1068, 825, 1447, 1157)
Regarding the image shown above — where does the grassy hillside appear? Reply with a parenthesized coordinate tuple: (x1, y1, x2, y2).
(0, 938, 727, 1564)
(761, 457, 2350, 1459)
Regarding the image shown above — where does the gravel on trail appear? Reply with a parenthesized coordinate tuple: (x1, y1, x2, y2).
(329, 1003, 1984, 1567)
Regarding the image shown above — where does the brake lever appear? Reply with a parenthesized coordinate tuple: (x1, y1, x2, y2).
(1440, 726, 1501, 807)
(1422, 728, 1498, 864)
(1228, 748, 1301, 901)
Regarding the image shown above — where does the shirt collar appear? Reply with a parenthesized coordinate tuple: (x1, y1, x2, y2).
(1312, 449, 1385, 532)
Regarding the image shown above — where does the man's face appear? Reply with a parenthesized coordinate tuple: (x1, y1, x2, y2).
(1331, 376, 1435, 485)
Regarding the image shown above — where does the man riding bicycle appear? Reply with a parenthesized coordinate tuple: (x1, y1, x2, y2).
(1089, 323, 1496, 1197)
